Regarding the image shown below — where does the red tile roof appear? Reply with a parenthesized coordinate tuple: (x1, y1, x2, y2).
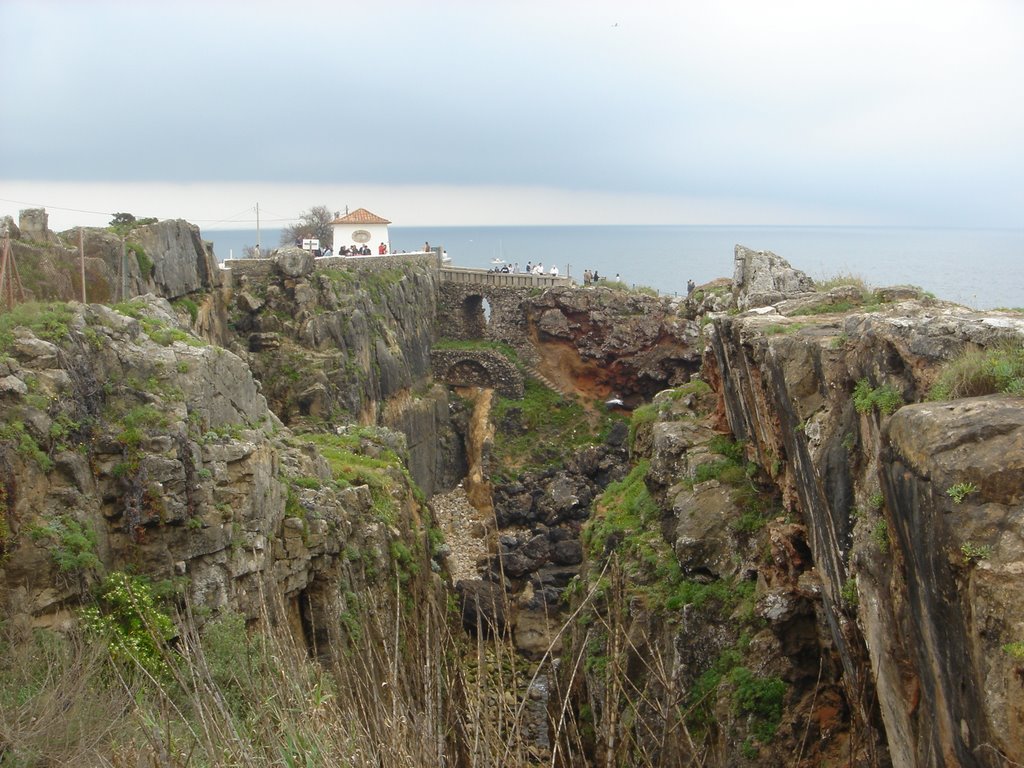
(330, 208, 391, 225)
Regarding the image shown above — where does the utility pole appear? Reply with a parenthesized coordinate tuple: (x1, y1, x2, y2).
(256, 203, 261, 255)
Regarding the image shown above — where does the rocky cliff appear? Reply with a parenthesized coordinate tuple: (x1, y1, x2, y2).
(0, 296, 440, 641)
(2, 214, 1023, 767)
(550, 248, 1024, 766)
(706, 258, 1024, 766)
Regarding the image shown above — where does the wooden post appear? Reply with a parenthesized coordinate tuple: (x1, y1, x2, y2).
(120, 236, 127, 301)
(0, 233, 10, 309)
(78, 227, 87, 303)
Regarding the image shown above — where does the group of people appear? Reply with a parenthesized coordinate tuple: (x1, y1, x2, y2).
(332, 242, 389, 256)
(582, 269, 603, 284)
(487, 261, 562, 277)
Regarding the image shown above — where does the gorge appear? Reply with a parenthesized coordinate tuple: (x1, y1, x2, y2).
(0, 209, 1022, 767)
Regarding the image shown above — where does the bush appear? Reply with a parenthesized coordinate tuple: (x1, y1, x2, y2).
(928, 339, 1024, 400)
(0, 301, 73, 352)
(947, 481, 979, 504)
(27, 514, 101, 575)
(853, 379, 904, 415)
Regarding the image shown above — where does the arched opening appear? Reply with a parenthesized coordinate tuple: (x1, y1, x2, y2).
(449, 359, 494, 389)
(461, 294, 487, 339)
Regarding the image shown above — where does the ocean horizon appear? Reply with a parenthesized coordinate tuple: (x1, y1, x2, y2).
(205, 224, 1024, 311)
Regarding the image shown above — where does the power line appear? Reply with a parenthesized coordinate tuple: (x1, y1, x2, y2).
(0, 196, 297, 225)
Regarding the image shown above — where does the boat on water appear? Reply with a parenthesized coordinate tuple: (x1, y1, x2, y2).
(490, 257, 506, 265)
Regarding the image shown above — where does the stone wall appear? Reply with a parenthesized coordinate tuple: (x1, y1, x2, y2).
(436, 282, 536, 360)
(430, 348, 525, 398)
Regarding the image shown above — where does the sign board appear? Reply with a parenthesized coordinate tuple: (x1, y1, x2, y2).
(301, 238, 320, 251)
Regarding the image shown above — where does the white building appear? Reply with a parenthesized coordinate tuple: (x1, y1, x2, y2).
(330, 208, 391, 255)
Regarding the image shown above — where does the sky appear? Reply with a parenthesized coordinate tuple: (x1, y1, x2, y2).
(1, 0, 1022, 231)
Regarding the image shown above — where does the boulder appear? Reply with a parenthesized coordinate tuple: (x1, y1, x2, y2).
(732, 244, 815, 310)
(273, 247, 315, 278)
(457, 579, 508, 635)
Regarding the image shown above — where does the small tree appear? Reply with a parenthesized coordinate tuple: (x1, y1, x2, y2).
(280, 205, 338, 249)
(109, 213, 158, 237)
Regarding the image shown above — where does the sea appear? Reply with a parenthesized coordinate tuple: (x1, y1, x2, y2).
(204, 225, 1024, 311)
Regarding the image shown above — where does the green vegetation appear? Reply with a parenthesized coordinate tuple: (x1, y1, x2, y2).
(853, 378, 904, 415)
(947, 481, 979, 504)
(125, 243, 154, 278)
(868, 491, 884, 510)
(840, 576, 859, 607)
(81, 571, 176, 679)
(108, 212, 158, 236)
(627, 403, 659, 449)
(0, 420, 53, 472)
(729, 666, 787, 741)
(490, 379, 619, 474)
(928, 339, 1024, 400)
(1002, 641, 1024, 659)
(113, 298, 204, 346)
(26, 513, 101, 575)
(0, 301, 74, 352)
(433, 338, 521, 366)
(173, 296, 200, 324)
(872, 519, 890, 553)
(814, 273, 871, 293)
(687, 646, 786, 746)
(583, 461, 758, 616)
(296, 429, 421, 523)
(960, 541, 992, 564)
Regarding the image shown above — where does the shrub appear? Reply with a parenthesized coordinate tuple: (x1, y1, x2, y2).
(928, 339, 1024, 400)
(960, 541, 992, 564)
(126, 243, 154, 278)
(853, 379, 904, 415)
(0, 301, 73, 352)
(0, 420, 53, 472)
(840, 577, 859, 607)
(872, 520, 890, 553)
(80, 572, 176, 679)
(27, 514, 101, 575)
(729, 667, 786, 742)
(946, 481, 978, 504)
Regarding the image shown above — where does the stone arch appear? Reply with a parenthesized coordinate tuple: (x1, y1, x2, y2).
(430, 349, 525, 399)
(459, 294, 487, 338)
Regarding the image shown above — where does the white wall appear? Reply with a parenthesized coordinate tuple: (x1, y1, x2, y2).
(332, 222, 390, 254)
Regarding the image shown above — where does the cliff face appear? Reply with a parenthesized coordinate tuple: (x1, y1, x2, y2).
(0, 297, 439, 656)
(523, 286, 704, 404)
(706, 288, 1024, 766)
(225, 252, 461, 496)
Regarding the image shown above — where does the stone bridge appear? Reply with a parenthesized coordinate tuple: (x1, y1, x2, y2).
(437, 267, 573, 354)
(429, 348, 524, 398)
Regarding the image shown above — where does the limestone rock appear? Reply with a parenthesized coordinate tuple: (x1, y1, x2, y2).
(273, 247, 314, 278)
(732, 244, 815, 310)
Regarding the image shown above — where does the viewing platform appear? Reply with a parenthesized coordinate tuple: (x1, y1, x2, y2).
(440, 265, 574, 288)
(221, 249, 576, 288)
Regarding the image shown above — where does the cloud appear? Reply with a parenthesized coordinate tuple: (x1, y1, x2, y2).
(1, 0, 1021, 226)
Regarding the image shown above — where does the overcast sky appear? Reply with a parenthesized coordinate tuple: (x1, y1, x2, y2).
(1, 0, 1022, 231)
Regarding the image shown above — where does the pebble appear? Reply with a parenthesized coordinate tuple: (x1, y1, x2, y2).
(432, 486, 491, 583)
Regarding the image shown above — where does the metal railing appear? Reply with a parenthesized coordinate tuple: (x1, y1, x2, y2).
(439, 266, 574, 288)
